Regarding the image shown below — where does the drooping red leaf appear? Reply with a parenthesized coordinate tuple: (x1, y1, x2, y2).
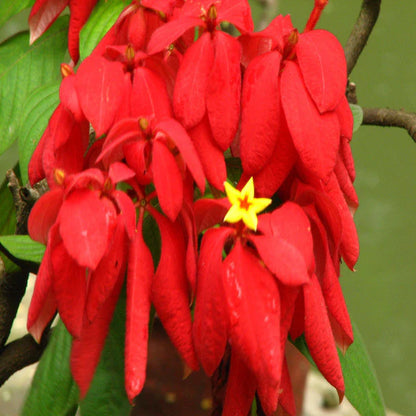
(206, 32, 241, 151)
(334, 156, 359, 209)
(222, 351, 257, 416)
(125, 220, 154, 402)
(59, 189, 111, 269)
(147, 16, 201, 55)
(76, 55, 125, 136)
(28, 124, 47, 185)
(305, 207, 353, 352)
(336, 96, 354, 141)
(178, 201, 198, 294)
(281, 61, 340, 180)
(28, 188, 64, 245)
(240, 51, 282, 174)
(223, 241, 281, 385)
(258, 202, 315, 274)
(131, 67, 172, 119)
(60, 73, 84, 122)
(188, 117, 227, 191)
(27, 229, 58, 342)
(193, 227, 232, 375)
(303, 274, 345, 397)
(324, 173, 359, 270)
(85, 218, 127, 323)
(124, 140, 152, 185)
(29, 0, 68, 44)
(340, 136, 356, 182)
(248, 120, 297, 197)
(194, 198, 230, 233)
(70, 270, 124, 398)
(250, 235, 309, 286)
(156, 118, 206, 192)
(108, 162, 136, 184)
(67, 0, 98, 63)
(98, 118, 140, 166)
(150, 209, 199, 371)
(113, 190, 137, 239)
(51, 242, 86, 338)
(173, 32, 215, 128)
(296, 30, 347, 113)
(152, 140, 183, 222)
(277, 359, 296, 416)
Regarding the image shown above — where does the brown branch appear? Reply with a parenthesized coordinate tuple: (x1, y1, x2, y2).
(6, 170, 47, 236)
(0, 331, 50, 387)
(362, 107, 416, 142)
(0, 261, 29, 348)
(344, 0, 381, 75)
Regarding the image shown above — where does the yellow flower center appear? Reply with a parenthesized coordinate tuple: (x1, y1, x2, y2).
(223, 178, 272, 231)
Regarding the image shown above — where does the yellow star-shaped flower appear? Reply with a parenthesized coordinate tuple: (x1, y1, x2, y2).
(223, 178, 272, 231)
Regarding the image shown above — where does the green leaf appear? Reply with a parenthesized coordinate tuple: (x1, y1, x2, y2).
(0, 0, 34, 27)
(294, 322, 385, 416)
(80, 288, 131, 416)
(0, 235, 45, 263)
(21, 320, 79, 416)
(18, 82, 60, 184)
(79, 0, 131, 61)
(350, 104, 363, 133)
(0, 16, 68, 155)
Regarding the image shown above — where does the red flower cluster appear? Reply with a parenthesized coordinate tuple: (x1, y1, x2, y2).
(27, 0, 359, 414)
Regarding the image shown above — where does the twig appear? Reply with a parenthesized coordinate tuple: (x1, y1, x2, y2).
(6, 170, 47, 236)
(362, 107, 416, 142)
(0, 261, 29, 348)
(344, 0, 381, 75)
(0, 331, 50, 386)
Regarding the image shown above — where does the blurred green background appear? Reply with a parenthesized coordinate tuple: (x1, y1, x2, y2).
(1, 1, 415, 415)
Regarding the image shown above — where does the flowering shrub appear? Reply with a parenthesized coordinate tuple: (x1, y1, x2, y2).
(0, 0, 393, 415)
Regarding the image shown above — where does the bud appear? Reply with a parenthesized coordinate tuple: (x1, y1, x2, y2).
(139, 117, 149, 132)
(60, 63, 74, 79)
(54, 168, 65, 185)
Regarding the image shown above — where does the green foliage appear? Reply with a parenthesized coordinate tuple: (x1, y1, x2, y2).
(79, 0, 131, 61)
(0, 0, 34, 27)
(21, 320, 79, 416)
(18, 82, 60, 184)
(350, 103, 364, 133)
(80, 289, 131, 416)
(294, 322, 386, 416)
(0, 16, 68, 155)
(0, 235, 45, 263)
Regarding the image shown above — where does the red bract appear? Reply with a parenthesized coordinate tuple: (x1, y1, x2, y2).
(239, 12, 348, 190)
(148, 0, 253, 151)
(193, 199, 314, 414)
(29, 0, 98, 63)
(98, 116, 205, 221)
